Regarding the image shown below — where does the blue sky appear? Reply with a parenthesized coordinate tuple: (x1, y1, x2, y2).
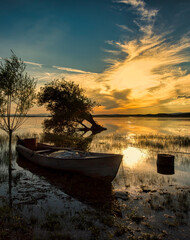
(0, 0, 190, 114)
(0, 0, 128, 72)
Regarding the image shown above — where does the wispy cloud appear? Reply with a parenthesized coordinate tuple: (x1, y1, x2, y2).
(103, 49, 121, 55)
(53, 65, 96, 74)
(29, 67, 100, 93)
(25, 61, 42, 68)
(100, 30, 190, 111)
(177, 95, 190, 99)
(87, 88, 131, 110)
(112, 88, 131, 100)
(0, 57, 43, 68)
(118, 0, 158, 21)
(93, 0, 190, 113)
(25, 0, 190, 114)
(116, 24, 134, 33)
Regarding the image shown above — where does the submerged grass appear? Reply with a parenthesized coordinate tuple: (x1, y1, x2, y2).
(133, 134, 190, 150)
(91, 133, 190, 154)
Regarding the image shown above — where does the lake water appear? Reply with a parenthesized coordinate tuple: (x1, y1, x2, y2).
(0, 117, 190, 239)
(4, 116, 190, 186)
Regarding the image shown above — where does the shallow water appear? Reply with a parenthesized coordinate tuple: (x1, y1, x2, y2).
(0, 117, 190, 239)
(93, 117, 190, 186)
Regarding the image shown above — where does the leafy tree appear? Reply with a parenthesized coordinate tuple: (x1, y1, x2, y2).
(38, 79, 106, 133)
(0, 52, 36, 168)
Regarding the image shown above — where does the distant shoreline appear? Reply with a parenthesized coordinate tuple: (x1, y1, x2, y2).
(24, 113, 190, 118)
(93, 113, 190, 118)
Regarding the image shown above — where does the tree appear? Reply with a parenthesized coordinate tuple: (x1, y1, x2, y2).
(0, 52, 36, 168)
(38, 79, 106, 133)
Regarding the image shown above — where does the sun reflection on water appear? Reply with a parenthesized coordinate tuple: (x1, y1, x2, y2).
(122, 147, 147, 168)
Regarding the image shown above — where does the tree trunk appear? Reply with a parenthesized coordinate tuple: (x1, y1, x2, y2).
(8, 130, 12, 170)
(85, 113, 107, 133)
(8, 166, 13, 208)
(8, 130, 13, 208)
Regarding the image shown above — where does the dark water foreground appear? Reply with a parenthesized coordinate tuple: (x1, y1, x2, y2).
(0, 117, 190, 239)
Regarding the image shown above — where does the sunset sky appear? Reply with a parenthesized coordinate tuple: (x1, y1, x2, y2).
(0, 0, 190, 114)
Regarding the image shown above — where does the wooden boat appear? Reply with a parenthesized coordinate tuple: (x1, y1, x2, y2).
(16, 140, 123, 182)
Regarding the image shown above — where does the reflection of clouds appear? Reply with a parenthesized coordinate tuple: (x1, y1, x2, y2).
(93, 117, 190, 136)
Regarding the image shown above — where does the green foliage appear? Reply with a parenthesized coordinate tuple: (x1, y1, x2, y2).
(38, 78, 97, 133)
(0, 52, 36, 134)
(38, 78, 95, 119)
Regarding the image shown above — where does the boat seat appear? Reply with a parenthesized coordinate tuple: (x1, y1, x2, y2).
(36, 149, 52, 154)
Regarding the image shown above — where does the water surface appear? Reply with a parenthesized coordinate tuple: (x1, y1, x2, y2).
(0, 117, 190, 239)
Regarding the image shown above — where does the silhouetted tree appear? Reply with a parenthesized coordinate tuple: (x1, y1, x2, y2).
(38, 79, 106, 133)
(0, 52, 36, 169)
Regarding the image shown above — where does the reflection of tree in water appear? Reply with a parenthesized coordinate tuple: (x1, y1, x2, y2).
(41, 114, 103, 151)
(0, 135, 9, 166)
(42, 126, 96, 151)
(43, 113, 106, 135)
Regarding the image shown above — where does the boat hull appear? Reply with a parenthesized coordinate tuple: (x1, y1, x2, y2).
(16, 145, 122, 181)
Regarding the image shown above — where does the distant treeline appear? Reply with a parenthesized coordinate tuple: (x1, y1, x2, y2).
(8, 112, 190, 118)
(93, 112, 190, 118)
